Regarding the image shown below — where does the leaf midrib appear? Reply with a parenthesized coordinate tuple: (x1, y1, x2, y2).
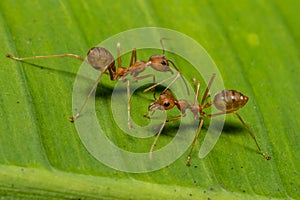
(0, 164, 284, 200)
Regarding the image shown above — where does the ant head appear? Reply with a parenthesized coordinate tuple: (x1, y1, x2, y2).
(148, 55, 173, 74)
(87, 47, 115, 72)
(148, 93, 176, 111)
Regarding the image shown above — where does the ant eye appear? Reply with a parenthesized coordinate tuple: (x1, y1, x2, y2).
(161, 60, 167, 66)
(163, 101, 170, 107)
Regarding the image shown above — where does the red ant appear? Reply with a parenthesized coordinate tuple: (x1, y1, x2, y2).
(145, 73, 271, 166)
(6, 39, 189, 128)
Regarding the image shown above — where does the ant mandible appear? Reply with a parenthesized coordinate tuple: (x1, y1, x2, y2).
(145, 73, 271, 166)
(6, 38, 189, 128)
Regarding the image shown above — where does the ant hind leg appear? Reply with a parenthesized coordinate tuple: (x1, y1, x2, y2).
(233, 112, 271, 160)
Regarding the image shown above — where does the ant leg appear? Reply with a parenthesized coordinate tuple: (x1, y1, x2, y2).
(202, 111, 226, 118)
(143, 113, 151, 119)
(203, 111, 271, 160)
(200, 73, 216, 106)
(143, 74, 177, 93)
(142, 73, 184, 99)
(144, 113, 183, 122)
(233, 112, 271, 160)
(117, 43, 122, 68)
(192, 79, 201, 105)
(186, 118, 204, 166)
(129, 48, 137, 66)
(70, 66, 108, 121)
(143, 108, 158, 119)
(133, 74, 157, 98)
(202, 102, 213, 110)
(126, 79, 134, 129)
(148, 73, 182, 98)
(149, 110, 167, 160)
(117, 43, 137, 67)
(161, 73, 181, 94)
(6, 53, 87, 63)
(157, 38, 190, 95)
(166, 114, 185, 122)
(108, 62, 116, 81)
(149, 112, 184, 160)
(133, 74, 155, 82)
(115, 45, 131, 128)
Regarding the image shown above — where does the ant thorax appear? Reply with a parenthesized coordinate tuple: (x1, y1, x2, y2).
(128, 61, 148, 77)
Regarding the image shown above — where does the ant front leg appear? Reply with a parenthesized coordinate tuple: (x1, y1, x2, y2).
(149, 113, 183, 160)
(186, 118, 204, 166)
(133, 74, 156, 98)
(143, 74, 177, 93)
(166, 114, 185, 122)
(149, 118, 166, 160)
(142, 73, 186, 100)
(161, 73, 182, 94)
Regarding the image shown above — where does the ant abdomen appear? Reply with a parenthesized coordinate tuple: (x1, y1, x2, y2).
(87, 47, 115, 71)
(213, 90, 249, 112)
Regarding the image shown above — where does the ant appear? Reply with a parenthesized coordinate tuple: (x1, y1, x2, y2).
(6, 38, 189, 128)
(145, 73, 271, 166)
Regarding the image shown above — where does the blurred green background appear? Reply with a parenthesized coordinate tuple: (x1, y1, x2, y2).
(0, 0, 299, 199)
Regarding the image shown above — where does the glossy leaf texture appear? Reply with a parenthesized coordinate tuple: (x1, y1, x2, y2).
(0, 1, 299, 199)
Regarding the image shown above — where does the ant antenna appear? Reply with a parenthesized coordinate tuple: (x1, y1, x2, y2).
(143, 74, 178, 93)
(160, 38, 172, 55)
(168, 59, 190, 95)
(143, 61, 190, 96)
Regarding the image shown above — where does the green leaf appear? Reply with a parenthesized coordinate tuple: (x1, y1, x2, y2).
(0, 0, 299, 199)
